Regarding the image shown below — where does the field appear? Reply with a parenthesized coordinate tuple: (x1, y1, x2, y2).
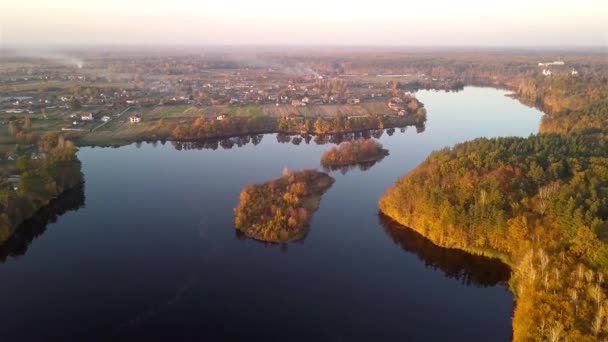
(260, 102, 392, 117)
(72, 100, 398, 146)
(0, 80, 134, 96)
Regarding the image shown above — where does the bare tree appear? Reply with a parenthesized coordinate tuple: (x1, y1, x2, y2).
(568, 288, 579, 316)
(593, 306, 605, 336)
(537, 182, 560, 215)
(548, 323, 562, 342)
(538, 249, 550, 275)
(589, 283, 604, 308)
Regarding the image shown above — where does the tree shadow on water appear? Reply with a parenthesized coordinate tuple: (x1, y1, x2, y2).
(0, 184, 86, 263)
(378, 212, 511, 288)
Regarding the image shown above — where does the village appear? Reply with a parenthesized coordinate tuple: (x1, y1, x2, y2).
(0, 54, 431, 143)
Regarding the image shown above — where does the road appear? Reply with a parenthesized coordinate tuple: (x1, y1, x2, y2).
(91, 106, 134, 132)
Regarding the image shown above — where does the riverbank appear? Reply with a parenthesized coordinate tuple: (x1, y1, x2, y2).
(71, 113, 424, 148)
(0, 184, 85, 263)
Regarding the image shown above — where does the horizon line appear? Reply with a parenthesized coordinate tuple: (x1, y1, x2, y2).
(2, 43, 606, 52)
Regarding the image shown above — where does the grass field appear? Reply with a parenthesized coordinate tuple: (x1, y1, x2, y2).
(259, 101, 392, 117)
(1, 99, 399, 147)
(0, 80, 135, 95)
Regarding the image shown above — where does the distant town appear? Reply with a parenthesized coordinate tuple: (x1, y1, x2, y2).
(0, 52, 585, 127)
(0, 53, 438, 132)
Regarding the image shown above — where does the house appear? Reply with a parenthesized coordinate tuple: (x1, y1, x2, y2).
(30, 152, 46, 160)
(129, 115, 141, 123)
(81, 113, 94, 121)
(6, 175, 20, 191)
(571, 69, 579, 76)
(285, 113, 305, 121)
(542, 69, 552, 76)
(210, 98, 225, 105)
(216, 114, 229, 121)
(388, 97, 404, 111)
(291, 100, 306, 107)
(347, 115, 369, 120)
(347, 98, 361, 105)
(101, 116, 111, 122)
(538, 60, 565, 67)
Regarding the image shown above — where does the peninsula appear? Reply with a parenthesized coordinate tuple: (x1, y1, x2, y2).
(380, 75, 608, 341)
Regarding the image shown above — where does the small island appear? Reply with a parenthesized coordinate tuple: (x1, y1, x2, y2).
(320, 139, 389, 168)
(234, 169, 334, 243)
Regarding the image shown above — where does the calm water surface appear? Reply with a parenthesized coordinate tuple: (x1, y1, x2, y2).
(0, 87, 542, 341)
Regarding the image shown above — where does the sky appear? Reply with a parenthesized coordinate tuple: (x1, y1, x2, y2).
(1, 0, 607, 47)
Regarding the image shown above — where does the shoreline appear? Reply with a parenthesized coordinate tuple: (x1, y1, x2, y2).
(321, 149, 389, 168)
(377, 209, 514, 269)
(1, 180, 85, 245)
(73, 120, 422, 148)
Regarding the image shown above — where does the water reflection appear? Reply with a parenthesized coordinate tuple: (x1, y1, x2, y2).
(378, 213, 511, 287)
(0, 184, 85, 263)
(235, 229, 303, 251)
(171, 134, 265, 151)
(167, 125, 423, 152)
(322, 156, 387, 175)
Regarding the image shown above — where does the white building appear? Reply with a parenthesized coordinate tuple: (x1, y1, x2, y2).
(291, 100, 306, 107)
(81, 113, 94, 121)
(129, 115, 141, 123)
(101, 116, 111, 122)
(538, 60, 565, 67)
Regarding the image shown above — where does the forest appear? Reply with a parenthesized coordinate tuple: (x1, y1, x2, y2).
(380, 75, 608, 341)
(234, 169, 334, 243)
(0, 133, 84, 243)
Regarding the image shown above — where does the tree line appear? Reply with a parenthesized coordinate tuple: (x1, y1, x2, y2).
(0, 133, 83, 243)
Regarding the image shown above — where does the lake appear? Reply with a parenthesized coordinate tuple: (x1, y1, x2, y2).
(0, 87, 542, 341)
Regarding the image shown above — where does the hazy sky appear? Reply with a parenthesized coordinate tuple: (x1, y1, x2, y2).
(1, 0, 607, 47)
